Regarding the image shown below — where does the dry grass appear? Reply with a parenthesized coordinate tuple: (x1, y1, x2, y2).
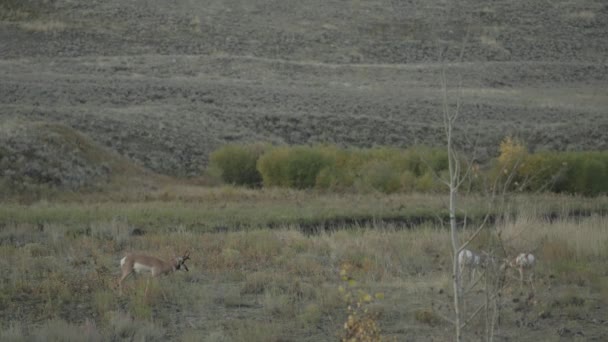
(500, 215, 608, 260)
(0, 194, 607, 340)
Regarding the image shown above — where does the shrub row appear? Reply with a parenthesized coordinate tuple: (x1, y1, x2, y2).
(209, 144, 448, 193)
(209, 141, 608, 196)
(492, 137, 608, 196)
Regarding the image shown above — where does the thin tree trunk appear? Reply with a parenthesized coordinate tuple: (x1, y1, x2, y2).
(450, 185, 462, 342)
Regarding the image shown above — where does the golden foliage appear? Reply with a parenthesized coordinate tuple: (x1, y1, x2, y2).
(497, 136, 527, 169)
(339, 265, 386, 342)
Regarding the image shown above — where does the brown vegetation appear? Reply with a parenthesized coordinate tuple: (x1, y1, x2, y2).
(0, 191, 607, 340)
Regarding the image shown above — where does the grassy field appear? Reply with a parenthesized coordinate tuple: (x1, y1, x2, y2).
(1, 188, 607, 341)
(1, 0, 607, 339)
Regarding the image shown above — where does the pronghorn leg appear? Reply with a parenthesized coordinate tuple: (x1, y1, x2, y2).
(519, 267, 524, 291)
(144, 277, 150, 299)
(529, 271, 536, 293)
(118, 271, 132, 295)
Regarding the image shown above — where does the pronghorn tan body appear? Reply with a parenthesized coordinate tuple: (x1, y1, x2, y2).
(458, 249, 483, 285)
(507, 252, 536, 291)
(118, 251, 190, 294)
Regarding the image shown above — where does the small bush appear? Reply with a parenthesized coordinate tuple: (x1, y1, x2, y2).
(257, 147, 291, 187)
(517, 151, 608, 195)
(517, 152, 567, 192)
(258, 146, 333, 189)
(359, 160, 401, 194)
(315, 165, 354, 191)
(414, 309, 442, 326)
(339, 265, 384, 342)
(415, 171, 442, 193)
(284, 147, 333, 189)
(209, 143, 268, 187)
(399, 170, 417, 192)
(570, 155, 608, 196)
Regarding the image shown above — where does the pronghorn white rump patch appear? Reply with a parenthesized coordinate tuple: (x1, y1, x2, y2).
(132, 262, 155, 274)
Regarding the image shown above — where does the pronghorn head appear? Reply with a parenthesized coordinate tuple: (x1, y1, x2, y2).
(502, 253, 534, 270)
(175, 251, 190, 272)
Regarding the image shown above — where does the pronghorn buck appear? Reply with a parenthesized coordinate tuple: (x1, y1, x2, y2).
(118, 251, 190, 294)
(506, 252, 536, 291)
(458, 249, 483, 285)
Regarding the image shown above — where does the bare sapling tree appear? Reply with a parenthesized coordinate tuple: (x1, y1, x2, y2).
(435, 35, 514, 338)
(437, 59, 536, 341)
(440, 59, 465, 342)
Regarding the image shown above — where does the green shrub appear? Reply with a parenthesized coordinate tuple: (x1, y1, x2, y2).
(568, 153, 608, 196)
(257, 147, 291, 187)
(315, 166, 354, 191)
(516, 151, 608, 196)
(400, 170, 417, 192)
(415, 147, 449, 174)
(258, 146, 333, 189)
(284, 147, 333, 189)
(255, 144, 452, 192)
(209, 143, 267, 187)
(517, 152, 567, 192)
(359, 160, 401, 194)
(415, 171, 443, 193)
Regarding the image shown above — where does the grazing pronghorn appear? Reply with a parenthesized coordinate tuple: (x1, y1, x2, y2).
(118, 251, 190, 295)
(506, 253, 536, 291)
(458, 249, 483, 286)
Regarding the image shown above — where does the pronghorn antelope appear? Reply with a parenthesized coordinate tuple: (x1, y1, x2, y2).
(458, 249, 483, 285)
(118, 251, 190, 294)
(506, 252, 536, 291)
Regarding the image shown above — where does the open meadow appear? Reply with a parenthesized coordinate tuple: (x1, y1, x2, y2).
(1, 0, 608, 340)
(1, 189, 608, 341)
